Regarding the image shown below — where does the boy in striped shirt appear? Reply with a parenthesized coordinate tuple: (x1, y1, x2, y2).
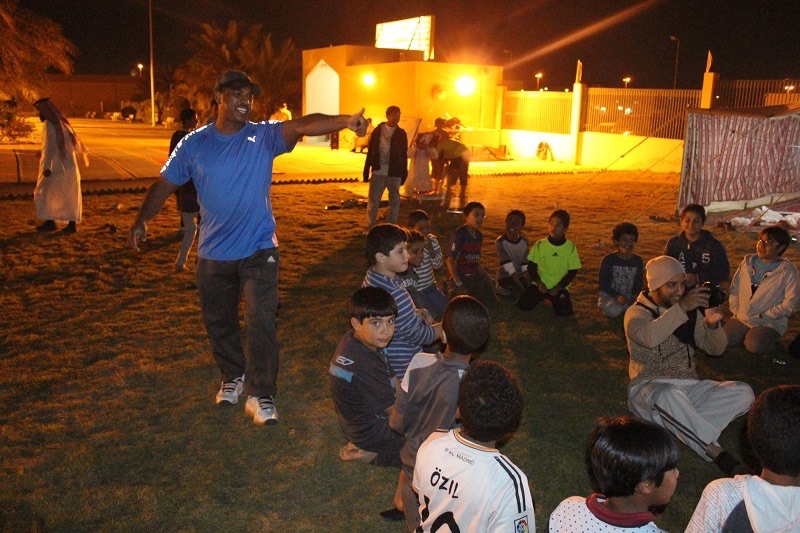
(363, 223, 442, 381)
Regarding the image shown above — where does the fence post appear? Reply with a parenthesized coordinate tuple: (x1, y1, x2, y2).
(701, 72, 719, 109)
(570, 83, 585, 164)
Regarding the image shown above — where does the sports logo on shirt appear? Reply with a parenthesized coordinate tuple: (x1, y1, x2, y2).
(514, 516, 530, 533)
(247, 135, 257, 143)
(335, 356, 354, 366)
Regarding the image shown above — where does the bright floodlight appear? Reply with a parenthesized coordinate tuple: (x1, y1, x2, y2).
(455, 75, 476, 96)
(363, 73, 376, 86)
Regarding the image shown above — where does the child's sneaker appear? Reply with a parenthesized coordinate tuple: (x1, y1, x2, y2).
(494, 283, 512, 297)
(245, 395, 279, 425)
(215, 375, 244, 405)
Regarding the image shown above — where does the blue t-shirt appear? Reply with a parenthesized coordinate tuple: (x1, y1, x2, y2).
(161, 121, 292, 261)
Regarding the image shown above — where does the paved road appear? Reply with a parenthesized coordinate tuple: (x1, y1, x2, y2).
(1, 117, 590, 192)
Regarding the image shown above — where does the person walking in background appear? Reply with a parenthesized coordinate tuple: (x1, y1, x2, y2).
(33, 98, 89, 234)
(269, 102, 292, 122)
(428, 118, 449, 196)
(170, 108, 200, 272)
(363, 106, 408, 228)
(352, 118, 373, 153)
(402, 132, 436, 202)
(204, 98, 218, 127)
(129, 70, 368, 426)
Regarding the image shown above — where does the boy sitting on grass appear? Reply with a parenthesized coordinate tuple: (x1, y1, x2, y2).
(517, 209, 582, 316)
(687, 385, 800, 532)
(387, 295, 490, 529)
(725, 225, 800, 355)
(413, 361, 533, 532)
(445, 201, 498, 309)
(408, 210, 448, 320)
(397, 230, 426, 304)
(329, 287, 404, 466)
(494, 209, 531, 299)
(598, 222, 644, 318)
(363, 224, 442, 381)
(549, 416, 680, 532)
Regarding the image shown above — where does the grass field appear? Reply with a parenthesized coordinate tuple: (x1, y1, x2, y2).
(2, 171, 799, 532)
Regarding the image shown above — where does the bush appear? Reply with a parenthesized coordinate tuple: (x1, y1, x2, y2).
(0, 100, 34, 142)
(121, 106, 137, 120)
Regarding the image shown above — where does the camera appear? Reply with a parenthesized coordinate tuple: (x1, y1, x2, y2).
(702, 281, 727, 308)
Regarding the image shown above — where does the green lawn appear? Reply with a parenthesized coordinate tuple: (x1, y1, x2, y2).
(1, 172, 798, 532)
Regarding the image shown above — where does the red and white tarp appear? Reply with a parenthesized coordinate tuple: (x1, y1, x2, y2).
(678, 103, 800, 209)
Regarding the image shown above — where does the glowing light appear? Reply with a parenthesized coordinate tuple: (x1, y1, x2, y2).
(786, 85, 796, 93)
(624, 108, 632, 115)
(535, 72, 543, 91)
(505, 1, 660, 70)
(623, 76, 631, 88)
(455, 75, 476, 96)
(363, 73, 376, 86)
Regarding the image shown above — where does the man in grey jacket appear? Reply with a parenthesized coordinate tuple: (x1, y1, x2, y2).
(624, 256, 754, 473)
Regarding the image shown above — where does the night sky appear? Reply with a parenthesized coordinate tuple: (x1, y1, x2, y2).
(20, 0, 800, 90)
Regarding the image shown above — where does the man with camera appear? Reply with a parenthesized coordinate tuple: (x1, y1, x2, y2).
(624, 256, 754, 474)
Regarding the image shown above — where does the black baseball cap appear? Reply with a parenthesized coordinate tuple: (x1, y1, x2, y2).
(214, 70, 262, 96)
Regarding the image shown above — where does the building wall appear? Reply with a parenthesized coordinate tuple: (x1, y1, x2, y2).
(303, 46, 503, 134)
(578, 132, 683, 172)
(22, 74, 140, 117)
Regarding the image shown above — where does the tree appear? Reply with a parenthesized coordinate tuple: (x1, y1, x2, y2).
(174, 21, 301, 120)
(0, 0, 76, 101)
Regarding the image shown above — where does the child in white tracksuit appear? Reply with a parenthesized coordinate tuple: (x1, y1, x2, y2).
(725, 225, 800, 354)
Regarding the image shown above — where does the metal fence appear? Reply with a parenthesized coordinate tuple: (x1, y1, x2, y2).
(583, 88, 701, 140)
(502, 91, 572, 134)
(715, 79, 800, 108)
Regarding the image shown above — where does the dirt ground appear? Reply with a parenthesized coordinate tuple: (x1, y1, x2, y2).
(2, 170, 798, 531)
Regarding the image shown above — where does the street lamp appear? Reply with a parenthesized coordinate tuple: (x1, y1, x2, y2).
(137, 63, 144, 77)
(623, 76, 631, 89)
(669, 36, 680, 90)
(786, 85, 796, 94)
(535, 72, 543, 91)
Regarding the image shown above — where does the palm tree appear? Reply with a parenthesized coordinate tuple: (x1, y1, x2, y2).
(0, 0, 76, 101)
(174, 21, 300, 121)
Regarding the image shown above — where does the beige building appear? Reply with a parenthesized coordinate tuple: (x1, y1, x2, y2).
(303, 45, 503, 141)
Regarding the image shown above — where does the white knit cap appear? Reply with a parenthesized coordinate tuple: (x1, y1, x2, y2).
(646, 256, 685, 290)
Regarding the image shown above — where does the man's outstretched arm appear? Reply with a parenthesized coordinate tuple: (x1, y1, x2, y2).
(282, 109, 368, 146)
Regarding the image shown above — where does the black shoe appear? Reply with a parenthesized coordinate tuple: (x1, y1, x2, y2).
(61, 222, 77, 234)
(36, 220, 56, 232)
(379, 508, 405, 522)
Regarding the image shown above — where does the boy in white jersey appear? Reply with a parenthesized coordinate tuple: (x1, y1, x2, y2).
(549, 417, 679, 532)
(413, 361, 533, 532)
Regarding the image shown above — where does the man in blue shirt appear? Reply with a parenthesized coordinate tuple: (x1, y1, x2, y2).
(129, 70, 368, 425)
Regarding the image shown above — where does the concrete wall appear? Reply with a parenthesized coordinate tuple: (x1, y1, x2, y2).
(501, 130, 573, 160)
(578, 132, 683, 172)
(22, 74, 140, 117)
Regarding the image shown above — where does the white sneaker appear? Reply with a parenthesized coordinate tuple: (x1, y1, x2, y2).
(215, 375, 244, 405)
(245, 395, 279, 425)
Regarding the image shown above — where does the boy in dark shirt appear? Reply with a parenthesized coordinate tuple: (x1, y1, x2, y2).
(664, 204, 730, 288)
(329, 287, 404, 467)
(598, 222, 644, 318)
